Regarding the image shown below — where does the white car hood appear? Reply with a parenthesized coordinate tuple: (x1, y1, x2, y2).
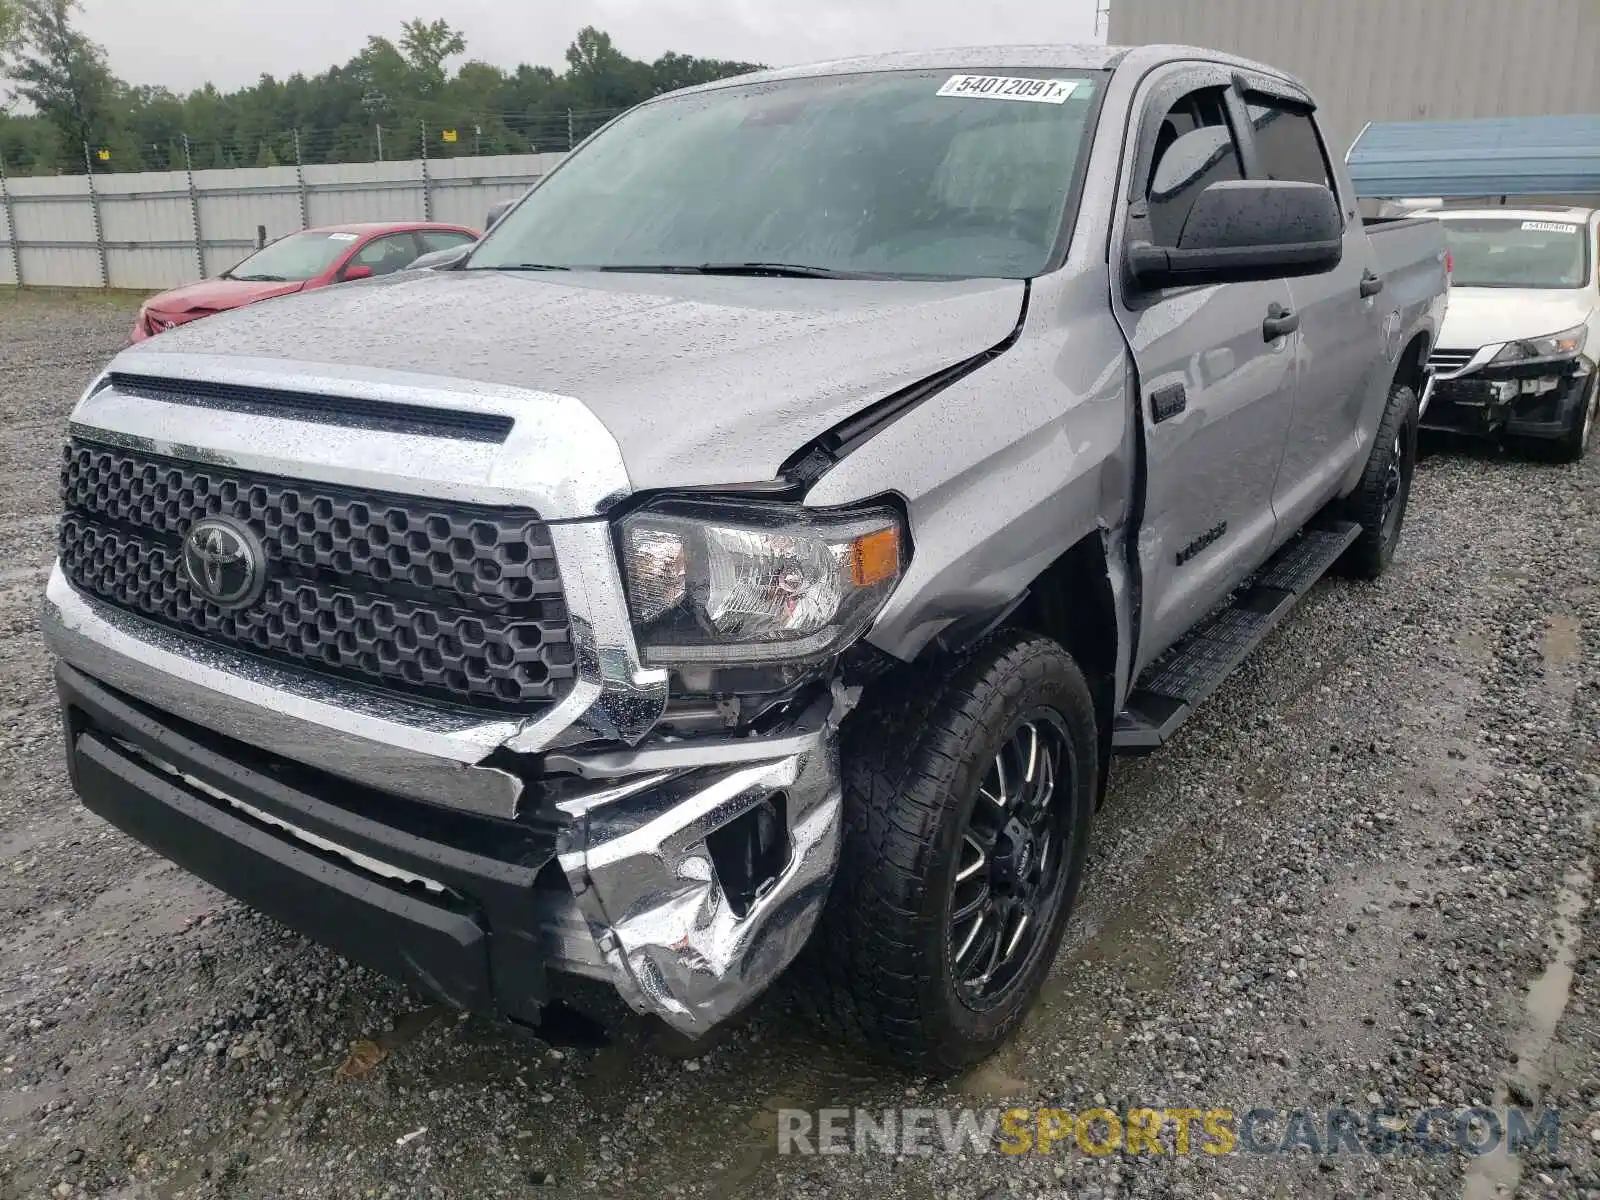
(1438, 287, 1594, 351)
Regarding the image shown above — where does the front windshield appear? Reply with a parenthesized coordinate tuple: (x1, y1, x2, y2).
(469, 69, 1103, 280)
(224, 231, 358, 282)
(1439, 218, 1592, 289)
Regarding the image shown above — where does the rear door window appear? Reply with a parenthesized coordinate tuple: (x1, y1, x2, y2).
(1246, 100, 1335, 191)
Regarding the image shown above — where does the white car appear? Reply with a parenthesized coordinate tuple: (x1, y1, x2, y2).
(1422, 206, 1598, 460)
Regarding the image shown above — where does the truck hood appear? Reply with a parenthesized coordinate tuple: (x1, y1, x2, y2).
(1438, 287, 1594, 352)
(120, 269, 1026, 490)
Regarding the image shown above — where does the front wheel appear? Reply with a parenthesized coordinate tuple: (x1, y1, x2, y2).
(1338, 381, 1418, 580)
(803, 632, 1097, 1073)
(1551, 374, 1598, 463)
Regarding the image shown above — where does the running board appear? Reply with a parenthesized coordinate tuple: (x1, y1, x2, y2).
(1113, 521, 1361, 753)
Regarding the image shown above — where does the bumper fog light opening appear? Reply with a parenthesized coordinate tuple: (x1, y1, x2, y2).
(705, 792, 791, 918)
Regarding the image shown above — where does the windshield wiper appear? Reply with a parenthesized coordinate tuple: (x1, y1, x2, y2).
(483, 262, 571, 272)
(698, 262, 860, 279)
(227, 273, 290, 282)
(595, 262, 866, 279)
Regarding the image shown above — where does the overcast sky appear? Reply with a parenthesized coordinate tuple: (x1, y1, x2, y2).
(77, 0, 1103, 93)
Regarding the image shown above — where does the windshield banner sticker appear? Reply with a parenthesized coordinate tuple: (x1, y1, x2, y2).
(1521, 221, 1579, 234)
(936, 75, 1081, 104)
(327, 233, 360, 241)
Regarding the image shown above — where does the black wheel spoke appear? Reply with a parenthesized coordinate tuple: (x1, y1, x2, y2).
(1026, 742, 1057, 830)
(951, 883, 990, 926)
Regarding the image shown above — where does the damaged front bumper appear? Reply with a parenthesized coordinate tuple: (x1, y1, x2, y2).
(1422, 354, 1596, 439)
(44, 568, 843, 1037)
(552, 734, 841, 1032)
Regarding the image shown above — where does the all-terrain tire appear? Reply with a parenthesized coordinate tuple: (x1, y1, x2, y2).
(800, 631, 1098, 1074)
(1337, 381, 1418, 580)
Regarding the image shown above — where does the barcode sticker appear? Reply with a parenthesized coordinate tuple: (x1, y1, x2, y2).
(936, 75, 1081, 104)
(1521, 221, 1578, 234)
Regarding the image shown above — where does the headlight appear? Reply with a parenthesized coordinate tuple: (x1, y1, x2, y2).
(617, 500, 906, 666)
(1492, 324, 1588, 364)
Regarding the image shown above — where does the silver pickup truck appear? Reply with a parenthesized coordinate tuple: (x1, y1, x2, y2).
(44, 44, 1447, 1072)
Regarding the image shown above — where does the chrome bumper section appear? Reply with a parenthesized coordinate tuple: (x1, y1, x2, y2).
(556, 744, 841, 1035)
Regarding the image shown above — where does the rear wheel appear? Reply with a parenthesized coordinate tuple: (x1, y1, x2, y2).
(803, 632, 1097, 1073)
(1338, 381, 1418, 580)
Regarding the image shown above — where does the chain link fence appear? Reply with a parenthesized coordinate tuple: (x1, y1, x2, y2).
(78, 110, 624, 176)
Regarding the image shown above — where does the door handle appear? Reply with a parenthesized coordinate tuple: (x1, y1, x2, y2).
(1360, 269, 1385, 298)
(1263, 303, 1300, 342)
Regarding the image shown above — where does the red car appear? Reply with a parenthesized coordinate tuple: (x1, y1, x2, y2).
(131, 221, 479, 342)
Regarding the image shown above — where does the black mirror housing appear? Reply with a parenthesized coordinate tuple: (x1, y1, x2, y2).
(485, 199, 514, 230)
(1131, 179, 1343, 288)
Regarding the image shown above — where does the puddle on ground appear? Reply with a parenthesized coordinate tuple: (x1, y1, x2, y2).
(1461, 809, 1594, 1200)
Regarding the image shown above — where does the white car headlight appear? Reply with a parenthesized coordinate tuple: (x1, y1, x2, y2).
(617, 500, 906, 666)
(1492, 324, 1588, 364)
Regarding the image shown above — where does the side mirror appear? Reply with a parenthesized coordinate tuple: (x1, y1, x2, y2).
(342, 264, 374, 281)
(1130, 179, 1343, 289)
(485, 199, 514, 229)
(405, 244, 473, 272)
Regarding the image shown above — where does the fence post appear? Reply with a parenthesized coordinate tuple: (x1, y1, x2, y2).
(376, 124, 384, 162)
(82, 142, 109, 289)
(419, 120, 434, 222)
(0, 154, 20, 288)
(182, 134, 205, 280)
(292, 130, 308, 230)
(567, 109, 575, 151)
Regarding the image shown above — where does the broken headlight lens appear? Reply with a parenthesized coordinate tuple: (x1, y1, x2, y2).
(617, 500, 906, 666)
(1491, 324, 1588, 364)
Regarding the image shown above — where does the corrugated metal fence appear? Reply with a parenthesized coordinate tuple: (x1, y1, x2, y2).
(0, 151, 569, 290)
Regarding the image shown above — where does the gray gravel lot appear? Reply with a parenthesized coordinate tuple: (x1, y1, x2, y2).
(1, 291, 1597, 1200)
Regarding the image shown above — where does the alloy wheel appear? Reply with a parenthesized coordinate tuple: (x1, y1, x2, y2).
(947, 711, 1075, 1010)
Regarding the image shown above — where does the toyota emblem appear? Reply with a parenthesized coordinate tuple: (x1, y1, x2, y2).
(181, 517, 266, 609)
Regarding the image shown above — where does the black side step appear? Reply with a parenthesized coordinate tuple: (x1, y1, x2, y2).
(1113, 521, 1361, 753)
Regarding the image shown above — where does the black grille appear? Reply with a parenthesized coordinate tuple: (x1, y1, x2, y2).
(59, 439, 577, 713)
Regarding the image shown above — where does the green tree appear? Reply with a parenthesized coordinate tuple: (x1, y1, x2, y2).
(399, 18, 464, 96)
(563, 26, 649, 109)
(7, 0, 118, 167)
(0, 0, 20, 78)
(0, 19, 765, 174)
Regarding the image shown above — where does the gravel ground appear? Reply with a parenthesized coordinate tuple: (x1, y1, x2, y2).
(1, 290, 1597, 1200)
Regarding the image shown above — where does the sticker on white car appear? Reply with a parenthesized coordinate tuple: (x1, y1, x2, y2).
(936, 75, 1082, 104)
(1521, 221, 1579, 234)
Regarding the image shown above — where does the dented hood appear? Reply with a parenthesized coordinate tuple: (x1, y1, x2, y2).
(123, 268, 1026, 490)
(144, 276, 308, 315)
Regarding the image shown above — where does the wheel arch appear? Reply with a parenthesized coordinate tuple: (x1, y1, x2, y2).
(918, 530, 1122, 796)
(1392, 329, 1431, 398)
